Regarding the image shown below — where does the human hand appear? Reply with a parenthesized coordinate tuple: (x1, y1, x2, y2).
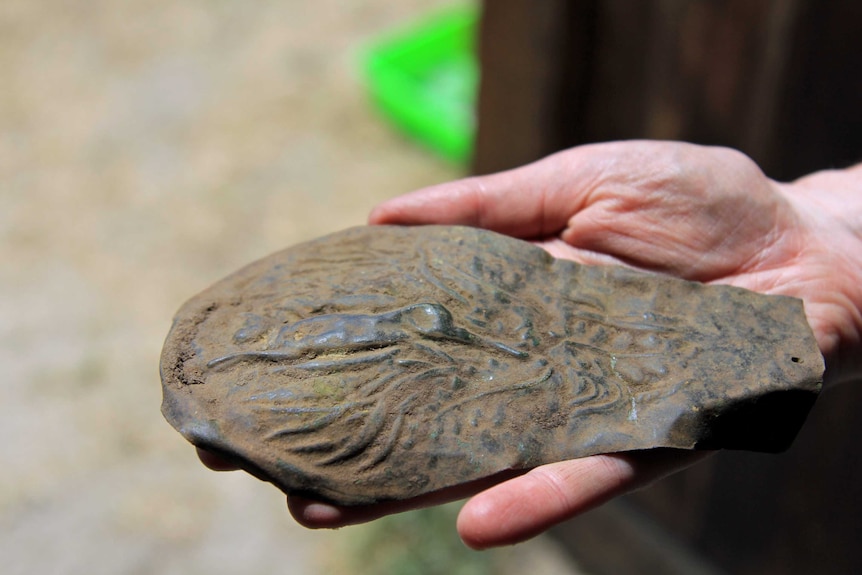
(369, 140, 861, 381)
(202, 140, 862, 548)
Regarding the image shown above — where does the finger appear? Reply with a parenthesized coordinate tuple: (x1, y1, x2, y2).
(368, 149, 597, 239)
(456, 450, 709, 550)
(287, 469, 525, 529)
(534, 237, 647, 269)
(196, 447, 242, 471)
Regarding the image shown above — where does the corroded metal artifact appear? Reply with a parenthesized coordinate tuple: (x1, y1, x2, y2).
(160, 225, 823, 505)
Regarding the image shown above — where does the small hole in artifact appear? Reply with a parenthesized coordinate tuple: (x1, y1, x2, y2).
(791, 357, 801, 363)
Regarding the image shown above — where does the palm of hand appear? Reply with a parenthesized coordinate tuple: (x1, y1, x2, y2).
(372, 141, 841, 360)
(531, 144, 796, 282)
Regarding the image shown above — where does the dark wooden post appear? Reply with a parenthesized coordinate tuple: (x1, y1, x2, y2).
(472, 0, 598, 174)
(474, 0, 862, 180)
(474, 1, 862, 573)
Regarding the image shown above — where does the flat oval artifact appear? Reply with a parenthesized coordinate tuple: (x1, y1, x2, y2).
(160, 225, 824, 505)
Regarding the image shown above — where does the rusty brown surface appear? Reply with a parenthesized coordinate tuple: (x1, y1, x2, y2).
(160, 225, 823, 505)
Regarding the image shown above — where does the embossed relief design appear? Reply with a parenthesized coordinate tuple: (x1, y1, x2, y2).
(161, 226, 823, 504)
(200, 234, 683, 475)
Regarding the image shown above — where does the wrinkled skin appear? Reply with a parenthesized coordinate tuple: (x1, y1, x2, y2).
(200, 141, 862, 549)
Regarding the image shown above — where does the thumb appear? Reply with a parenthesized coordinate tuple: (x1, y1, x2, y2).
(368, 148, 598, 239)
(457, 449, 708, 549)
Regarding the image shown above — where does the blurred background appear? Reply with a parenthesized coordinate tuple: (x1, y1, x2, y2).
(0, 0, 581, 573)
(4, 0, 862, 573)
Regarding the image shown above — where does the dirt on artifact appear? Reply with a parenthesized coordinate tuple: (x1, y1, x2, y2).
(161, 225, 823, 505)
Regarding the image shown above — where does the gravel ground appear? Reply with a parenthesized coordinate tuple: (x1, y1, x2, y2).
(1, 1, 586, 573)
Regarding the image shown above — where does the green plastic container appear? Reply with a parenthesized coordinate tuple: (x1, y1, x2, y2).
(362, 5, 479, 164)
